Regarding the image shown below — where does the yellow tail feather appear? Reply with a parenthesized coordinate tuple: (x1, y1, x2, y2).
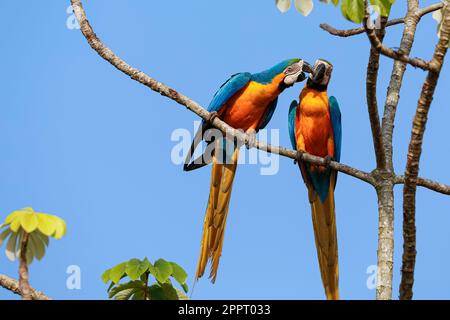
(308, 173, 339, 300)
(195, 143, 240, 283)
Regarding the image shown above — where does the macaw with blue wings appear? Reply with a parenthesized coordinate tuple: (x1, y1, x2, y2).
(184, 59, 312, 283)
(288, 59, 342, 300)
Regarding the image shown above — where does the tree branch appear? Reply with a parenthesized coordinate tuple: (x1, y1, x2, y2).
(320, 2, 443, 38)
(395, 176, 450, 195)
(400, 2, 450, 300)
(366, 17, 387, 169)
(0, 274, 50, 300)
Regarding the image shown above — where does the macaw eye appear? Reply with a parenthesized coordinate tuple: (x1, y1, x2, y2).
(285, 67, 293, 74)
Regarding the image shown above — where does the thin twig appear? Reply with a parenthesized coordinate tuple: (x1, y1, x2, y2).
(395, 176, 450, 195)
(0, 274, 51, 300)
(400, 2, 450, 300)
(320, 2, 443, 37)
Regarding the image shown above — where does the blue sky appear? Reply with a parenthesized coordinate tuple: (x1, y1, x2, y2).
(0, 0, 449, 300)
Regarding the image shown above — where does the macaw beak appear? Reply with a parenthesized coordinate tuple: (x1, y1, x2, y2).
(295, 61, 313, 83)
(311, 63, 326, 83)
(302, 61, 313, 74)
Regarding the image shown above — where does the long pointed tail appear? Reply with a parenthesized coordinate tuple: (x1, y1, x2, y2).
(195, 142, 240, 283)
(308, 173, 339, 300)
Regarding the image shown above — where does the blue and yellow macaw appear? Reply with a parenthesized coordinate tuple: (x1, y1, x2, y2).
(288, 59, 342, 300)
(184, 59, 312, 283)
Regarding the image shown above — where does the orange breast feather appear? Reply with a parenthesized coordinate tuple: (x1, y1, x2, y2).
(296, 87, 335, 159)
(220, 73, 284, 132)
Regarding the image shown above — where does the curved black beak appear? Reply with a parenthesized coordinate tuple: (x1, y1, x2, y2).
(302, 61, 313, 74)
(311, 63, 326, 83)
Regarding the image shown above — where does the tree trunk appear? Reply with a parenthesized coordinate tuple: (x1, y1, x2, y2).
(19, 232, 32, 300)
(375, 180, 394, 300)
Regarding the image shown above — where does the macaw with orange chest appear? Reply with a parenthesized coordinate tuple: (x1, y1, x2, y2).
(184, 59, 312, 283)
(288, 59, 342, 300)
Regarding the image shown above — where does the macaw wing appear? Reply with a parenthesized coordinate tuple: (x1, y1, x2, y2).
(207, 72, 252, 113)
(329, 96, 342, 163)
(258, 98, 278, 130)
(288, 100, 298, 150)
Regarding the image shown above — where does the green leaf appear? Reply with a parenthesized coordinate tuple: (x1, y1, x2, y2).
(341, 0, 364, 24)
(161, 282, 179, 300)
(181, 283, 189, 294)
(101, 269, 111, 284)
(132, 289, 145, 300)
(0, 228, 12, 246)
(5, 231, 19, 261)
(5, 208, 31, 224)
(29, 233, 46, 261)
(9, 217, 22, 233)
(370, 0, 394, 17)
(109, 262, 127, 284)
(108, 280, 144, 300)
(21, 213, 39, 233)
(34, 231, 49, 247)
(148, 284, 166, 300)
(37, 214, 57, 237)
(50, 215, 66, 239)
(114, 288, 137, 300)
(125, 259, 141, 281)
(154, 259, 173, 283)
(170, 262, 188, 286)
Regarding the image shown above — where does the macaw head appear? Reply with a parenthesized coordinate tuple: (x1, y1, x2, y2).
(282, 58, 313, 87)
(308, 59, 333, 88)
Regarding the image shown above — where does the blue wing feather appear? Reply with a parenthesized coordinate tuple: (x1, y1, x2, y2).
(207, 72, 252, 113)
(288, 100, 298, 150)
(329, 96, 342, 163)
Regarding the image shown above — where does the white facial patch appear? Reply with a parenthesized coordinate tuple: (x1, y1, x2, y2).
(283, 60, 304, 86)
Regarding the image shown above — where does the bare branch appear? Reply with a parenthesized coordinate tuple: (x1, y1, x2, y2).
(320, 2, 443, 38)
(400, 2, 450, 300)
(395, 176, 450, 195)
(366, 17, 387, 169)
(0, 274, 51, 300)
(320, 19, 403, 37)
(69, 0, 375, 186)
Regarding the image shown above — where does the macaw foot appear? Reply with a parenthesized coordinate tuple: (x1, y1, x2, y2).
(323, 155, 332, 168)
(294, 149, 305, 165)
(245, 130, 257, 150)
(207, 111, 219, 126)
